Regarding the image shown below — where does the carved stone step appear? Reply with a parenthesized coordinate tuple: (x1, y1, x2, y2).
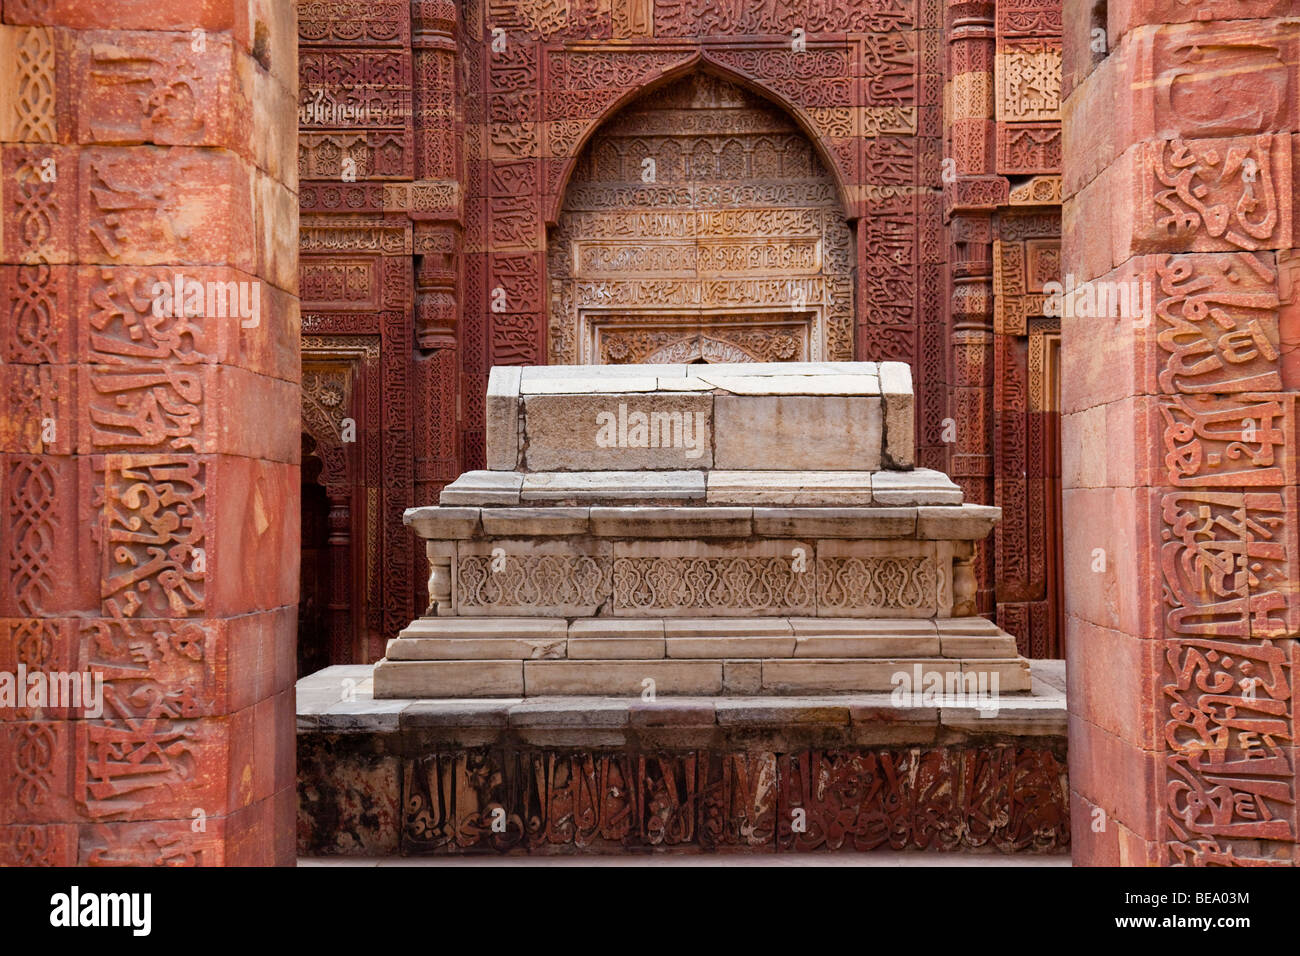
(373, 653, 1032, 698)
(407, 501, 1001, 539)
(383, 617, 1017, 662)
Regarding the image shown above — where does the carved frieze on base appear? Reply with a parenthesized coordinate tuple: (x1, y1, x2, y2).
(298, 737, 1070, 856)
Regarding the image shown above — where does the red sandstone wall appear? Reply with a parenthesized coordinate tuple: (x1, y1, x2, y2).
(296, 0, 1071, 661)
(1063, 1, 1299, 866)
(0, 0, 299, 865)
(947, 0, 1066, 655)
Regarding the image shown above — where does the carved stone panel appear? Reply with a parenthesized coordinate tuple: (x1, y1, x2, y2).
(548, 74, 855, 365)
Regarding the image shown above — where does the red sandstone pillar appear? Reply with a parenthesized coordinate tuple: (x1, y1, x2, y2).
(411, 1, 462, 513)
(1063, 2, 1299, 865)
(945, 0, 1003, 616)
(0, 1, 299, 865)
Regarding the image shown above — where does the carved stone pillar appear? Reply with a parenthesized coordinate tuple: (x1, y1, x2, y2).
(412, 1, 460, 184)
(411, 3, 463, 515)
(944, 0, 1002, 616)
(986, 2, 1065, 658)
(425, 547, 452, 616)
(1063, 2, 1300, 866)
(415, 227, 458, 350)
(0, 2, 298, 864)
(947, 1, 995, 177)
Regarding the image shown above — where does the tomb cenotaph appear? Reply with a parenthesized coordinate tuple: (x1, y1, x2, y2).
(374, 362, 1030, 698)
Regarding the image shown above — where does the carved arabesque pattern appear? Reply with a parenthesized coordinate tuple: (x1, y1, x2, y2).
(7, 456, 56, 615)
(816, 555, 937, 612)
(612, 556, 814, 612)
(457, 554, 610, 608)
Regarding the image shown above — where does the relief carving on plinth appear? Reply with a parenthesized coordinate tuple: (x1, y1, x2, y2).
(393, 745, 1069, 854)
(548, 74, 854, 365)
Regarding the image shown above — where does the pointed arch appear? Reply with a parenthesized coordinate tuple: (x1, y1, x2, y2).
(546, 69, 856, 367)
(543, 54, 854, 225)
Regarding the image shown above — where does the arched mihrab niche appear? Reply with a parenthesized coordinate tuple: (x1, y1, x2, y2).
(548, 73, 855, 365)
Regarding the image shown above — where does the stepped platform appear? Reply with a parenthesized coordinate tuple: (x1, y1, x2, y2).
(374, 361, 1031, 700)
(379, 615, 1028, 697)
(298, 662, 1070, 856)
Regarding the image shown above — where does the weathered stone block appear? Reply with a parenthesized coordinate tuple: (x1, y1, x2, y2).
(589, 506, 751, 538)
(479, 507, 590, 536)
(485, 365, 521, 470)
(714, 394, 882, 470)
(667, 636, 798, 658)
(439, 470, 524, 505)
(715, 698, 851, 726)
(373, 660, 525, 698)
(878, 361, 915, 468)
(870, 468, 963, 505)
(522, 660, 724, 696)
(566, 619, 666, 660)
(761, 659, 963, 694)
(721, 660, 762, 695)
(916, 504, 1001, 539)
(700, 372, 880, 395)
(523, 392, 713, 471)
(706, 470, 875, 505)
(793, 634, 942, 658)
(753, 506, 916, 537)
(520, 470, 706, 504)
(404, 506, 480, 540)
